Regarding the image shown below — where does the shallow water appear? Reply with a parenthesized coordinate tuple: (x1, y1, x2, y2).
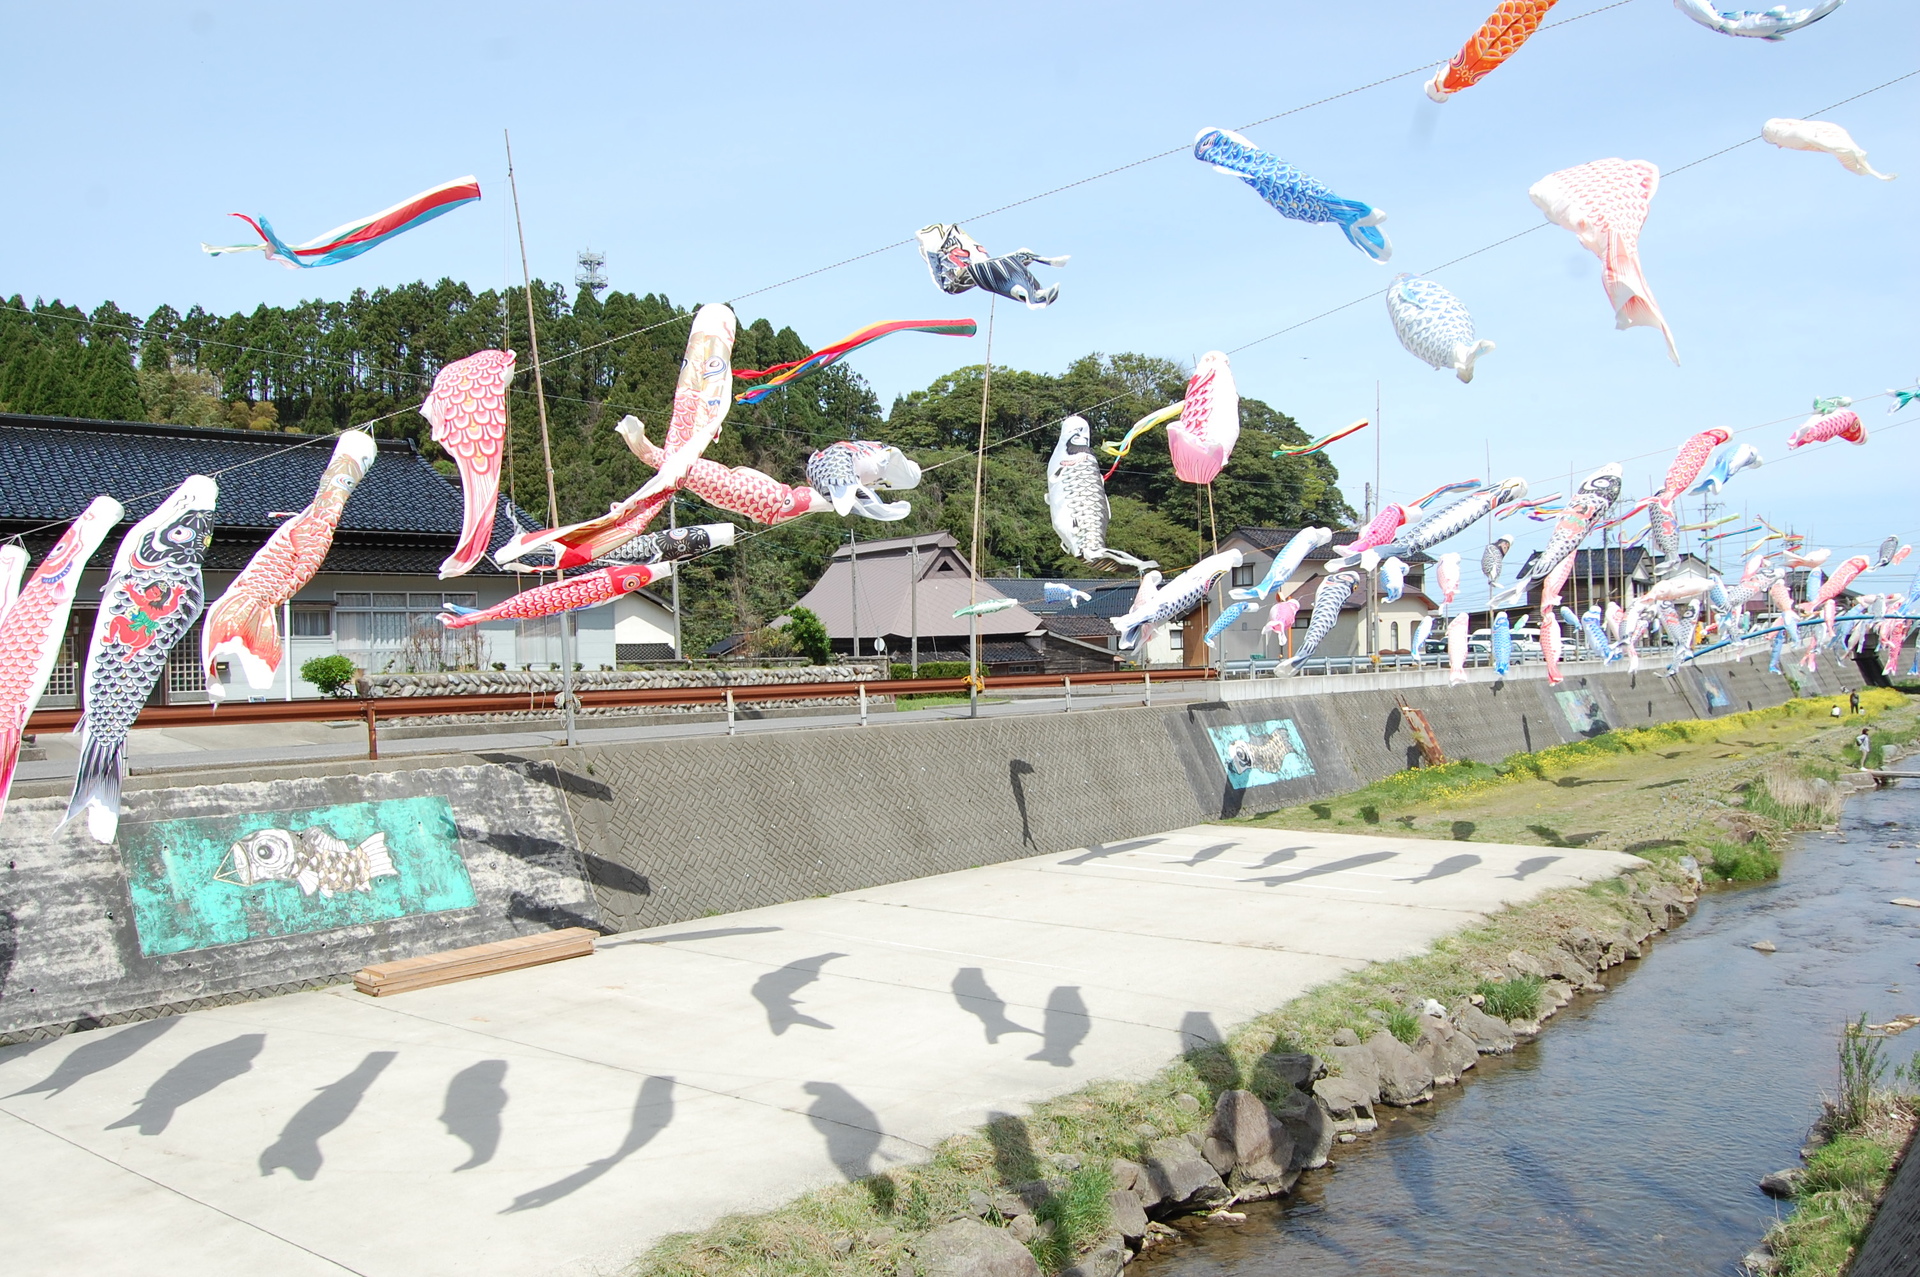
(1142, 785, 1920, 1277)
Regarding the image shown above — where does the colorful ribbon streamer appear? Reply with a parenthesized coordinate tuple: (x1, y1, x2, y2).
(202, 176, 482, 269)
(1271, 418, 1369, 457)
(733, 318, 976, 405)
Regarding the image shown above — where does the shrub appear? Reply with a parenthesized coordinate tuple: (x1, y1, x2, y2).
(783, 607, 831, 665)
(889, 661, 973, 680)
(1476, 975, 1543, 1021)
(1836, 1014, 1886, 1133)
(1387, 1006, 1422, 1045)
(299, 654, 357, 697)
(1705, 840, 1781, 882)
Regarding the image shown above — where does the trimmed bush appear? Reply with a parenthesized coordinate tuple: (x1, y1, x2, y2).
(299, 654, 357, 697)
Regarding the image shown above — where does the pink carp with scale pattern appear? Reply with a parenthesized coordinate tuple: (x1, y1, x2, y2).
(422, 350, 514, 579)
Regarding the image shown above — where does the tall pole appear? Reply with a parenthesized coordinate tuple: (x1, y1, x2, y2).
(506, 129, 575, 746)
(669, 496, 683, 660)
(848, 529, 861, 665)
(968, 300, 996, 718)
(909, 538, 920, 676)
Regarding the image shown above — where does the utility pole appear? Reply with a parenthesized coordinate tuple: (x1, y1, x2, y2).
(909, 537, 919, 676)
(668, 496, 683, 660)
(848, 529, 861, 665)
(505, 129, 574, 746)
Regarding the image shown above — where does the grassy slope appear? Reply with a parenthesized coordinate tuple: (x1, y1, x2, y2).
(629, 691, 1917, 1277)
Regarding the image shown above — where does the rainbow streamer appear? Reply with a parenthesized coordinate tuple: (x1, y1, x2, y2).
(1595, 496, 1653, 531)
(1493, 492, 1560, 520)
(1098, 402, 1184, 478)
(1412, 479, 1483, 509)
(1271, 418, 1369, 458)
(1701, 523, 1762, 544)
(203, 176, 482, 269)
(734, 319, 976, 405)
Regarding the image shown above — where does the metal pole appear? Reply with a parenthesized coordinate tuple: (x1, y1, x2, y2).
(858, 681, 868, 726)
(1143, 669, 1152, 707)
(909, 539, 919, 676)
(505, 129, 575, 747)
(283, 598, 293, 701)
(669, 497, 683, 660)
(1063, 675, 1072, 713)
(725, 687, 736, 736)
(848, 529, 860, 666)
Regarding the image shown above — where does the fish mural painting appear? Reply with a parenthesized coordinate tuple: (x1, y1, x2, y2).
(118, 795, 475, 957)
(1206, 718, 1315, 790)
(65, 476, 218, 845)
(219, 826, 397, 898)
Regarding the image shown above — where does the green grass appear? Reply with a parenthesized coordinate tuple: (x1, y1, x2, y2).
(1029, 1165, 1115, 1272)
(1704, 839, 1781, 882)
(1386, 1006, 1421, 1044)
(1798, 1134, 1892, 1196)
(1475, 975, 1543, 1021)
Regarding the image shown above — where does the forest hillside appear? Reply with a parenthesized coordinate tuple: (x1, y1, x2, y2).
(1, 286, 1354, 653)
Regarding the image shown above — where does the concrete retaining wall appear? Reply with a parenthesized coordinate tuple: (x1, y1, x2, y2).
(0, 649, 1868, 1043)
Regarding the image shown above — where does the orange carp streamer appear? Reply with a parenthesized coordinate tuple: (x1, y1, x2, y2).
(1426, 1, 1559, 102)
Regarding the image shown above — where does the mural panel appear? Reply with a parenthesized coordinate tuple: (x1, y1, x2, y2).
(1699, 673, 1732, 710)
(1206, 718, 1315, 789)
(1555, 688, 1610, 737)
(119, 795, 475, 956)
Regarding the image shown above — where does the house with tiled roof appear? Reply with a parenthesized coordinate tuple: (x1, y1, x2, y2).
(0, 413, 678, 702)
(788, 533, 1127, 673)
(1211, 526, 1439, 664)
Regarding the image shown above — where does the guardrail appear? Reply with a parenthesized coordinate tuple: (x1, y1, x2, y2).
(24, 667, 1214, 760)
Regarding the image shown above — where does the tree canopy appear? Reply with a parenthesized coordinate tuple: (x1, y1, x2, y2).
(0, 283, 1354, 654)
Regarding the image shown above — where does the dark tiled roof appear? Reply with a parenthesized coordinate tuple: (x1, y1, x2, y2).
(981, 640, 1045, 665)
(1228, 526, 1433, 565)
(985, 578, 1130, 613)
(1041, 613, 1119, 639)
(0, 412, 543, 572)
(1514, 546, 1659, 579)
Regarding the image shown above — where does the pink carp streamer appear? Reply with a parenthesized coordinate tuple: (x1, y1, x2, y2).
(1427, 1, 1559, 101)
(1529, 159, 1678, 364)
(440, 563, 672, 629)
(422, 350, 515, 579)
(499, 305, 738, 570)
(1333, 505, 1408, 558)
(1786, 408, 1868, 450)
(0, 496, 122, 819)
(1168, 353, 1241, 485)
(625, 420, 829, 526)
(203, 432, 376, 696)
(1800, 555, 1870, 615)
(1658, 429, 1729, 509)
(1541, 610, 1564, 685)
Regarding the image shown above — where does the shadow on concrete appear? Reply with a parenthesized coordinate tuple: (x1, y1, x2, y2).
(753, 953, 847, 1035)
(803, 1081, 884, 1180)
(441, 1059, 509, 1171)
(1025, 987, 1089, 1067)
(0, 907, 15, 999)
(1501, 855, 1563, 881)
(1180, 1011, 1242, 1103)
(8, 1017, 178, 1098)
(1244, 851, 1396, 887)
(480, 755, 615, 805)
(1059, 837, 1164, 866)
(583, 854, 651, 898)
(259, 1050, 397, 1180)
(1009, 760, 1037, 850)
(952, 968, 1038, 1044)
(605, 926, 782, 948)
(106, 1033, 265, 1136)
(502, 1074, 675, 1213)
(1184, 841, 1239, 867)
(506, 891, 607, 935)
(1251, 845, 1308, 869)
(1407, 853, 1481, 883)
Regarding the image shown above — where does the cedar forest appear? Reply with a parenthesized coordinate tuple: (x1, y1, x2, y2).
(0, 284, 1355, 656)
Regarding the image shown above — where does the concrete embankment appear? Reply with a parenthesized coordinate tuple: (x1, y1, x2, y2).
(0, 650, 1865, 1043)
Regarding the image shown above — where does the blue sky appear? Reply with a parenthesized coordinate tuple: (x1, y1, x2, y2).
(2, 1, 1915, 607)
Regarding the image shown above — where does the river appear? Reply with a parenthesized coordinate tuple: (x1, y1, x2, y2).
(1141, 783, 1920, 1276)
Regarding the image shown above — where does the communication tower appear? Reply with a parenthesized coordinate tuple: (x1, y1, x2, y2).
(576, 248, 608, 297)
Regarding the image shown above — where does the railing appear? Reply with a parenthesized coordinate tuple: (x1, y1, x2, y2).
(23, 667, 1214, 761)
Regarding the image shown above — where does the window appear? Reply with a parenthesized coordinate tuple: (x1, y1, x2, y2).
(1170, 627, 1184, 652)
(1230, 562, 1257, 588)
(291, 608, 332, 637)
(1391, 622, 1401, 651)
(167, 628, 205, 696)
(333, 590, 480, 670)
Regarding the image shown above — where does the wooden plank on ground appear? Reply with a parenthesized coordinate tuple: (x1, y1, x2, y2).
(355, 927, 597, 996)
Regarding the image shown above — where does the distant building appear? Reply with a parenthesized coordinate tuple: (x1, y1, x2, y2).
(1210, 526, 1436, 663)
(0, 412, 677, 702)
(986, 577, 1184, 668)
(788, 532, 1123, 673)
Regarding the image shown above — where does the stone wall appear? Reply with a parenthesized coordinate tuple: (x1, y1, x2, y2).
(0, 649, 1867, 1043)
(367, 662, 888, 697)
